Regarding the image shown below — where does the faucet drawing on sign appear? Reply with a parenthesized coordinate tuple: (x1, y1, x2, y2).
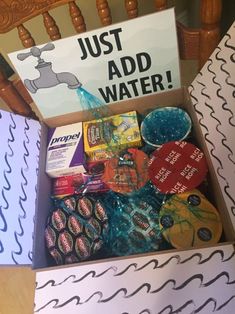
(17, 43, 82, 93)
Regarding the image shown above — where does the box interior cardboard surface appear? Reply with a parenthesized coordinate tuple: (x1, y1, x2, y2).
(33, 87, 235, 270)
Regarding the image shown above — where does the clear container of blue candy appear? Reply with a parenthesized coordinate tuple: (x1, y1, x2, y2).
(140, 106, 192, 147)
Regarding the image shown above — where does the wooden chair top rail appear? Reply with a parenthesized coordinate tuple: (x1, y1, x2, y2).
(0, 0, 77, 33)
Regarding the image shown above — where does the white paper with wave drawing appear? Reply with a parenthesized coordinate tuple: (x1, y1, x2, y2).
(34, 244, 235, 314)
(189, 22, 235, 232)
(0, 110, 41, 265)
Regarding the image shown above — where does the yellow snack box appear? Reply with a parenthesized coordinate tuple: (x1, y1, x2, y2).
(83, 111, 142, 159)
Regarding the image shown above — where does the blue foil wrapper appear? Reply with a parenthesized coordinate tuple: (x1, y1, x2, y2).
(103, 182, 172, 256)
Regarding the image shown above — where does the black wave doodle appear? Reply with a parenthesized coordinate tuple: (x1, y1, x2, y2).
(158, 300, 195, 314)
(28, 250, 33, 262)
(12, 118, 30, 264)
(18, 167, 28, 219)
(224, 31, 235, 98)
(158, 296, 235, 314)
(34, 272, 235, 312)
(1, 154, 12, 212)
(36, 267, 118, 290)
(150, 272, 235, 294)
(207, 52, 235, 164)
(11, 216, 24, 264)
(216, 295, 235, 311)
(190, 80, 224, 175)
(139, 311, 151, 314)
(35, 129, 41, 183)
(206, 54, 235, 214)
(189, 81, 209, 134)
(122, 310, 151, 314)
(36, 248, 235, 290)
(1, 114, 16, 212)
(22, 118, 30, 170)
(215, 37, 235, 126)
(204, 97, 235, 166)
(0, 220, 4, 253)
(118, 296, 235, 314)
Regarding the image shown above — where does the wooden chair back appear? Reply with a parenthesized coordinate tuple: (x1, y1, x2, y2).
(0, 0, 222, 118)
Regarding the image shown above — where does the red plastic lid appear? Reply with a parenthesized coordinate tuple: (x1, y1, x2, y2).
(148, 141, 208, 194)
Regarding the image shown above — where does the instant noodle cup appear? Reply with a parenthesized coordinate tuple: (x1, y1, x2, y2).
(102, 148, 149, 194)
(159, 189, 222, 249)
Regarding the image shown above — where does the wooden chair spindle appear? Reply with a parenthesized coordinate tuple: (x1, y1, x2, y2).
(43, 12, 61, 41)
(69, 1, 86, 33)
(125, 0, 138, 19)
(155, 0, 167, 11)
(17, 24, 35, 48)
(13, 79, 34, 106)
(0, 69, 35, 117)
(96, 0, 112, 26)
(199, 0, 222, 68)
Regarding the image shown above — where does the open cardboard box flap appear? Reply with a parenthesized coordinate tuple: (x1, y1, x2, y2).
(0, 109, 41, 266)
(189, 22, 235, 233)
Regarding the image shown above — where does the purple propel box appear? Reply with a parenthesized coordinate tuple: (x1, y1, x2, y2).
(46, 122, 86, 178)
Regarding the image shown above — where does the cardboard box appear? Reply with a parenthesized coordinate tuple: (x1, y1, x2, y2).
(34, 23, 235, 313)
(2, 10, 235, 314)
(33, 83, 235, 312)
(32, 86, 235, 269)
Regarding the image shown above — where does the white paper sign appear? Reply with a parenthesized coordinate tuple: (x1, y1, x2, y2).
(9, 9, 180, 119)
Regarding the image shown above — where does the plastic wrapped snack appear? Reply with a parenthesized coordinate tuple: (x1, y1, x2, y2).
(103, 182, 171, 256)
(45, 194, 109, 265)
